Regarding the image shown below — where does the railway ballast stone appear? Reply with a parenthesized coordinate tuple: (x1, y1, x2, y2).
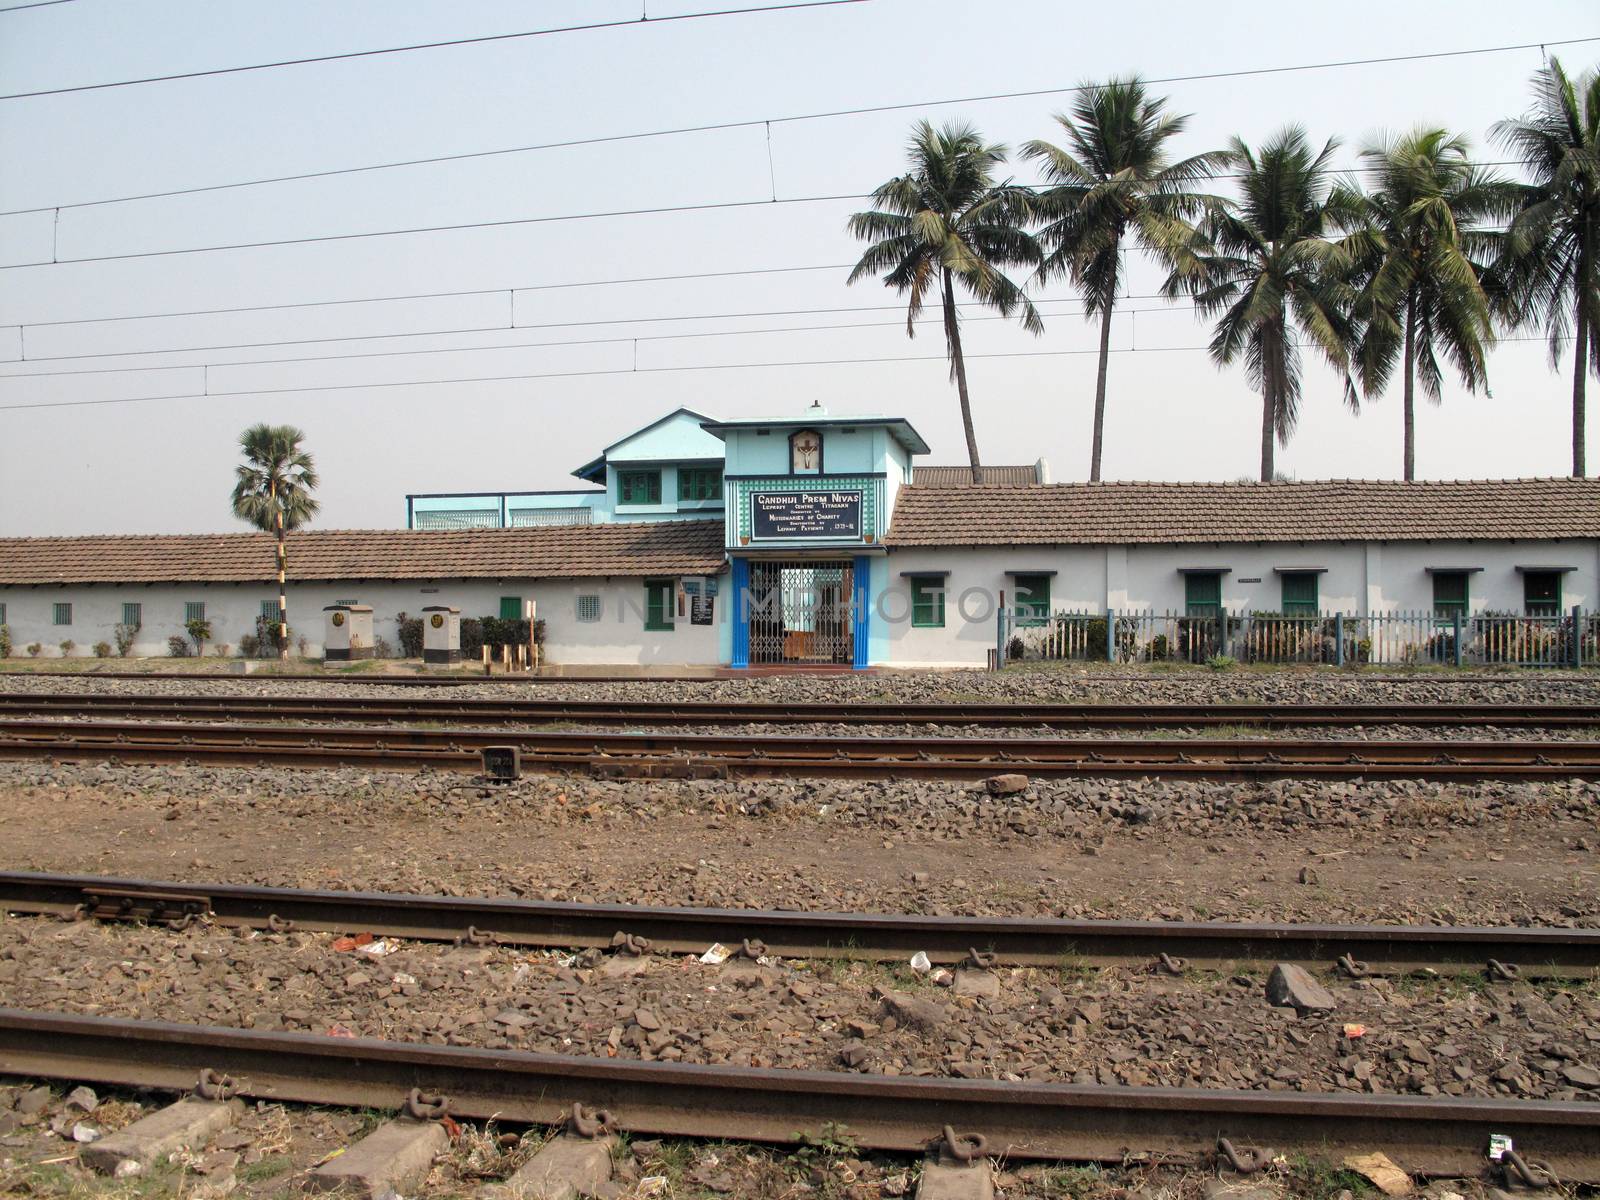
(1265, 964, 1338, 1014)
(877, 987, 949, 1033)
(984, 774, 1029, 796)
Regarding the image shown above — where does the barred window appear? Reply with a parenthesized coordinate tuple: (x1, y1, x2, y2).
(576, 594, 601, 623)
(53, 603, 72, 626)
(184, 601, 206, 623)
(122, 602, 142, 628)
(260, 600, 284, 624)
(0, 602, 7, 626)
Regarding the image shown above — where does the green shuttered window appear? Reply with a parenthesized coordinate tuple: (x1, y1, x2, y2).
(619, 470, 661, 506)
(677, 468, 722, 501)
(910, 578, 945, 628)
(644, 580, 675, 631)
(1013, 574, 1050, 626)
(1523, 571, 1561, 616)
(1432, 572, 1469, 621)
(499, 596, 522, 620)
(1280, 572, 1318, 616)
(1184, 573, 1222, 616)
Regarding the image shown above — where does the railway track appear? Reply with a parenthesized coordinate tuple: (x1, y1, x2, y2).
(3, 689, 1599, 729)
(0, 1009, 1594, 1180)
(7, 870, 1594, 976)
(1, 714, 1598, 779)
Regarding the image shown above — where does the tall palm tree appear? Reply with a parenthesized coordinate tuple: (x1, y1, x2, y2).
(1175, 129, 1358, 481)
(1022, 78, 1227, 481)
(231, 424, 319, 660)
(1492, 57, 1600, 477)
(848, 120, 1043, 483)
(1339, 129, 1514, 480)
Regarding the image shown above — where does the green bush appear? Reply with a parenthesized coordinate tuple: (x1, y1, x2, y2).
(395, 613, 424, 658)
(0, 625, 10, 658)
(58, 639, 75, 657)
(185, 618, 212, 656)
(462, 616, 546, 658)
(1204, 654, 1237, 671)
(238, 633, 261, 657)
(113, 623, 137, 657)
(167, 636, 192, 657)
(93, 641, 112, 658)
(26, 642, 41, 657)
(252, 615, 293, 657)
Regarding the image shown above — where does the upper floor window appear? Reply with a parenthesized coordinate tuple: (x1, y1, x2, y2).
(678, 468, 722, 502)
(789, 428, 822, 474)
(618, 469, 662, 506)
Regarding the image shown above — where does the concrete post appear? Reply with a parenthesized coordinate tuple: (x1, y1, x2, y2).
(1105, 607, 1115, 663)
(1334, 612, 1344, 668)
(1452, 612, 1463, 668)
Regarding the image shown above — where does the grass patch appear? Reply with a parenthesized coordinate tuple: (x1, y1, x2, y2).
(238, 1155, 293, 1183)
(1282, 1154, 1376, 1200)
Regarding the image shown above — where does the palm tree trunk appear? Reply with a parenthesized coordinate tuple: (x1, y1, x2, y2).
(1090, 301, 1114, 483)
(1402, 293, 1417, 482)
(1260, 321, 1282, 483)
(1573, 275, 1589, 478)
(942, 268, 983, 484)
(1260, 385, 1275, 483)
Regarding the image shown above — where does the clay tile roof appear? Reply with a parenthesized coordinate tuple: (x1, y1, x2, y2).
(0, 521, 727, 585)
(913, 464, 1042, 486)
(884, 478, 1600, 546)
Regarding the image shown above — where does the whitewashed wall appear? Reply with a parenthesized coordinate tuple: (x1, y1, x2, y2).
(0, 575, 724, 666)
(880, 539, 1600, 667)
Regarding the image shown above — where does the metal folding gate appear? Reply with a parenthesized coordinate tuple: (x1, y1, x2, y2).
(747, 560, 854, 665)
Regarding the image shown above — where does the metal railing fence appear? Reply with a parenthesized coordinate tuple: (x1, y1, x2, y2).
(997, 606, 1599, 668)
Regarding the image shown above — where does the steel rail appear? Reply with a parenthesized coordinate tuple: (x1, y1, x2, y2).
(1, 716, 1599, 780)
(0, 1009, 1593, 1179)
(3, 691, 1600, 729)
(3, 870, 1595, 977)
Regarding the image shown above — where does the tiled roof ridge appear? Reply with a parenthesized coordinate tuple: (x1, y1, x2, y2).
(903, 476, 1600, 489)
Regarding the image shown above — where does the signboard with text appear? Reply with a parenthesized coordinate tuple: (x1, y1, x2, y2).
(751, 489, 863, 540)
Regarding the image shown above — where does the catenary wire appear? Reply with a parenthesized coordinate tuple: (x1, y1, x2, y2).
(0, 0, 871, 101)
(1, 35, 1592, 216)
(0, 335, 1569, 413)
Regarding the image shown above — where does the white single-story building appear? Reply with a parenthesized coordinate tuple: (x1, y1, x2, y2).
(3, 406, 1598, 669)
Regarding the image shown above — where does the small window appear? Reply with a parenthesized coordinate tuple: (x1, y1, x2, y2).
(618, 470, 662, 506)
(1185, 572, 1223, 616)
(1523, 571, 1562, 617)
(677, 468, 723, 502)
(499, 596, 523, 620)
(576, 594, 602, 623)
(184, 601, 206, 623)
(911, 578, 945, 628)
(644, 580, 675, 631)
(1432, 571, 1469, 621)
(53, 603, 72, 626)
(121, 602, 142, 628)
(260, 600, 283, 624)
(1280, 572, 1318, 617)
(1012, 574, 1051, 626)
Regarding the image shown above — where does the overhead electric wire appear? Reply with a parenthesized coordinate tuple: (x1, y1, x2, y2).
(0, 0, 81, 11)
(0, 0, 870, 102)
(2, 34, 1593, 217)
(0, 334, 1568, 414)
(0, 299, 1211, 379)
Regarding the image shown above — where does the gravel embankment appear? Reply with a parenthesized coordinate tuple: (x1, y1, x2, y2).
(3, 917, 1596, 1101)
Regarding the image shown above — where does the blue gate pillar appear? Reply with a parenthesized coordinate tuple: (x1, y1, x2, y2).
(852, 555, 871, 670)
(730, 557, 750, 669)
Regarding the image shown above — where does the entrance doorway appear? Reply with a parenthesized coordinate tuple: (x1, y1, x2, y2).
(747, 560, 854, 665)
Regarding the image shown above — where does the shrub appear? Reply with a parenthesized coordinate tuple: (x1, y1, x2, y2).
(113, 623, 137, 657)
(395, 613, 424, 658)
(167, 636, 192, 657)
(185, 617, 212, 656)
(1146, 633, 1171, 661)
(297, 635, 309, 656)
(26, 642, 42, 657)
(58, 639, 76, 657)
(93, 641, 112, 658)
(373, 636, 394, 658)
(1006, 635, 1024, 661)
(252, 616, 296, 657)
(215, 643, 231, 657)
(0, 625, 10, 658)
(1204, 654, 1237, 671)
(238, 633, 261, 658)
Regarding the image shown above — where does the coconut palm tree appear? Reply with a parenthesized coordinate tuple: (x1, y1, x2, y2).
(1492, 57, 1600, 477)
(231, 424, 320, 660)
(1175, 128, 1358, 481)
(848, 120, 1043, 483)
(1021, 77, 1228, 481)
(1339, 128, 1515, 480)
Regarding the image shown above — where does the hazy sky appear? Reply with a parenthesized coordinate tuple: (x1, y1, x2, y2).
(1, 0, 1596, 536)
